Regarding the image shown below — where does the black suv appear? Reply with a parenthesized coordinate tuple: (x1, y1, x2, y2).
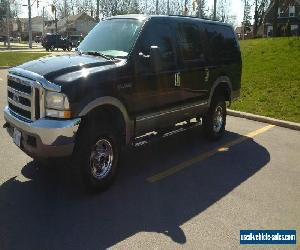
(41, 33, 72, 51)
(68, 35, 83, 48)
(3, 15, 242, 191)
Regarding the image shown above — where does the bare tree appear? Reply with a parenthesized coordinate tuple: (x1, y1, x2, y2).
(195, 0, 208, 18)
(214, 0, 237, 25)
(46, 0, 212, 20)
(0, 0, 21, 19)
(10, 0, 21, 17)
(253, 0, 269, 36)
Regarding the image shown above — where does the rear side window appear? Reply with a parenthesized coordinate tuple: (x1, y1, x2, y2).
(203, 24, 240, 63)
(176, 23, 205, 62)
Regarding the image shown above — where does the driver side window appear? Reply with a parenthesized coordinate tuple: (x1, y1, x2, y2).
(138, 22, 177, 71)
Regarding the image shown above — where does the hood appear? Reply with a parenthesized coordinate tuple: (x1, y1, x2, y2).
(18, 53, 116, 83)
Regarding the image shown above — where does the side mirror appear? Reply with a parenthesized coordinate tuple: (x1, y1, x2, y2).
(150, 46, 162, 73)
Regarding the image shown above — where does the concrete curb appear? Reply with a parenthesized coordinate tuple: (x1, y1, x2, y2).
(0, 48, 42, 51)
(0, 66, 10, 69)
(228, 109, 300, 131)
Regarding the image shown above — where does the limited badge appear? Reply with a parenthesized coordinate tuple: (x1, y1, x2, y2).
(175, 72, 180, 87)
(204, 68, 210, 82)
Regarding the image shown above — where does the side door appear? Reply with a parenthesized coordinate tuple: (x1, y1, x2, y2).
(130, 20, 180, 114)
(175, 22, 209, 106)
(130, 19, 181, 134)
(56, 35, 63, 48)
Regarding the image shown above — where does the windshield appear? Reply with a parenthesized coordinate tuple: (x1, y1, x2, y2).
(78, 19, 143, 58)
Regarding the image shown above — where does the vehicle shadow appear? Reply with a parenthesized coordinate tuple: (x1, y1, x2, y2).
(0, 129, 270, 250)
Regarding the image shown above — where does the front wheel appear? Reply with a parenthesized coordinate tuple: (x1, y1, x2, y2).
(76, 123, 120, 192)
(203, 95, 226, 140)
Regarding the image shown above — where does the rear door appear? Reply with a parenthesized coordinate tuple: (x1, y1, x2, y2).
(175, 21, 209, 105)
(201, 23, 242, 91)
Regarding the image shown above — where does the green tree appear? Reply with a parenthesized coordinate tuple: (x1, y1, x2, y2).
(196, 0, 208, 18)
(242, 0, 252, 35)
(0, 0, 7, 21)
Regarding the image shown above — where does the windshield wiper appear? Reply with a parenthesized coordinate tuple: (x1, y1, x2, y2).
(83, 51, 115, 60)
(75, 48, 82, 55)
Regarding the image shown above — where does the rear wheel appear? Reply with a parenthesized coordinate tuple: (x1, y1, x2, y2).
(67, 45, 72, 51)
(203, 95, 226, 140)
(75, 121, 120, 192)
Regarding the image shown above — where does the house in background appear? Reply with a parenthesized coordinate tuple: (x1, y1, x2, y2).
(235, 26, 253, 39)
(0, 18, 21, 40)
(263, 0, 300, 37)
(13, 16, 44, 40)
(45, 12, 97, 36)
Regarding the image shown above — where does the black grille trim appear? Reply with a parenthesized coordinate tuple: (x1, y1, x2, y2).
(7, 91, 31, 107)
(35, 88, 40, 119)
(8, 79, 32, 94)
(8, 103, 31, 120)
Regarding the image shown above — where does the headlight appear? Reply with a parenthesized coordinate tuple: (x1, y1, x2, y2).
(46, 91, 69, 110)
(45, 91, 71, 119)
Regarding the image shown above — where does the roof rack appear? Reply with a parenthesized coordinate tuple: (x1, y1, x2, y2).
(167, 14, 215, 21)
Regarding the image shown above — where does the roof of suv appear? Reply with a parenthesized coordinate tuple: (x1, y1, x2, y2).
(107, 14, 232, 27)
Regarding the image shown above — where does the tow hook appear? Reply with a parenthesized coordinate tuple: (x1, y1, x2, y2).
(3, 122, 9, 129)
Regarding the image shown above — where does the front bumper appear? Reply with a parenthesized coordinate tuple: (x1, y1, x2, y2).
(3, 106, 81, 158)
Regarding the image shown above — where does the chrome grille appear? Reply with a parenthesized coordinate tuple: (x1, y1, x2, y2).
(7, 74, 38, 122)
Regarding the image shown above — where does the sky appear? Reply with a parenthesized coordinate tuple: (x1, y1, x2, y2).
(20, 0, 245, 26)
(207, 0, 244, 25)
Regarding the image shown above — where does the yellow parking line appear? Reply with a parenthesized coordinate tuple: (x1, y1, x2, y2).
(146, 124, 275, 183)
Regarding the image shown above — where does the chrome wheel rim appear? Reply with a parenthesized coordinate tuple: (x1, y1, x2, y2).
(89, 139, 113, 180)
(213, 106, 224, 133)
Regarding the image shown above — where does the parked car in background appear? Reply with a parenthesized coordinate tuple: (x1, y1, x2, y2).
(68, 35, 83, 48)
(10, 37, 21, 42)
(34, 36, 41, 43)
(41, 33, 72, 51)
(0, 36, 16, 43)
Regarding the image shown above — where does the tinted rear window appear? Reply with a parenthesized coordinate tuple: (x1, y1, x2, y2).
(176, 23, 205, 62)
(202, 24, 240, 63)
(46, 35, 60, 40)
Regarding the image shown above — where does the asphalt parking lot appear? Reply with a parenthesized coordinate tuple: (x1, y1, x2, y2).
(0, 69, 299, 250)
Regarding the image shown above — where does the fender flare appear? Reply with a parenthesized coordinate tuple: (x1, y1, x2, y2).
(208, 76, 233, 106)
(79, 97, 134, 145)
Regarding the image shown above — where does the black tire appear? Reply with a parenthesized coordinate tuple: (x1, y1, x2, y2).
(46, 47, 49, 51)
(203, 95, 226, 140)
(67, 45, 72, 51)
(75, 121, 120, 192)
(50, 45, 55, 51)
(63, 47, 66, 51)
